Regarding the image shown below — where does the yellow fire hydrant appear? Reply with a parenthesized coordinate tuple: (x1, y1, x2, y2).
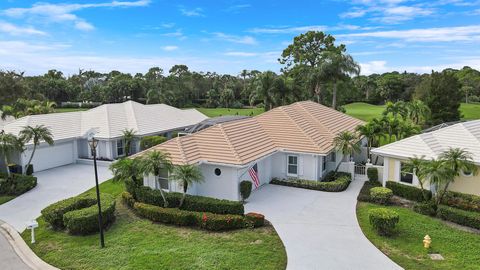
(423, 235, 432, 249)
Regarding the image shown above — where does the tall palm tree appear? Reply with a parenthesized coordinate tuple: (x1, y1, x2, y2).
(139, 150, 173, 207)
(407, 100, 430, 125)
(19, 125, 54, 175)
(437, 148, 478, 203)
(170, 164, 204, 207)
(355, 123, 376, 161)
(383, 101, 408, 120)
(318, 51, 360, 109)
(122, 129, 136, 156)
(402, 156, 430, 201)
(255, 71, 277, 111)
(333, 131, 361, 171)
(422, 159, 454, 205)
(0, 131, 23, 177)
(381, 116, 401, 143)
(109, 157, 142, 186)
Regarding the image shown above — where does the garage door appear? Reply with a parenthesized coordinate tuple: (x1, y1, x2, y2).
(29, 142, 75, 172)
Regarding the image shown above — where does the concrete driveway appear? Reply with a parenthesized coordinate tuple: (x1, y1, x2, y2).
(245, 180, 402, 270)
(0, 164, 112, 232)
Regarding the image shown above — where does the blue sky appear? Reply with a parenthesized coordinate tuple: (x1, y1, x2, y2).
(0, 0, 479, 76)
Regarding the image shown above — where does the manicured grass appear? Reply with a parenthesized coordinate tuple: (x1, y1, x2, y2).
(0, 195, 16, 205)
(22, 180, 287, 270)
(460, 103, 480, 120)
(357, 202, 480, 270)
(196, 107, 264, 117)
(54, 108, 89, 113)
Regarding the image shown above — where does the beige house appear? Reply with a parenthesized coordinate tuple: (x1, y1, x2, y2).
(372, 120, 480, 196)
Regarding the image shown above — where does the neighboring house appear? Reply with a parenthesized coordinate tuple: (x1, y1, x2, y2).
(372, 120, 480, 196)
(0, 101, 207, 172)
(185, 115, 250, 133)
(0, 113, 14, 129)
(135, 101, 365, 201)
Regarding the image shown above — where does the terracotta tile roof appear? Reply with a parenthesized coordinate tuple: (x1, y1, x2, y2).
(134, 101, 365, 165)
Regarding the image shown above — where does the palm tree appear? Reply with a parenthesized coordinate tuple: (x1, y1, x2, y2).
(109, 157, 142, 186)
(19, 125, 54, 175)
(407, 100, 430, 125)
(437, 148, 478, 203)
(397, 121, 420, 140)
(402, 156, 430, 201)
(122, 129, 136, 156)
(381, 116, 401, 143)
(355, 123, 376, 161)
(383, 101, 408, 120)
(138, 150, 173, 207)
(255, 71, 277, 111)
(422, 159, 454, 205)
(170, 164, 204, 207)
(0, 131, 23, 177)
(333, 131, 360, 171)
(318, 51, 360, 109)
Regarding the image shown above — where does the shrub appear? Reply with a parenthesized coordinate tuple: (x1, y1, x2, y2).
(240, 181, 252, 202)
(413, 202, 437, 217)
(63, 194, 116, 235)
(437, 205, 480, 230)
(322, 171, 351, 182)
(0, 174, 37, 196)
(245, 212, 265, 228)
(132, 185, 244, 215)
(198, 212, 245, 231)
(231, 101, 244, 109)
(270, 176, 351, 192)
(140, 136, 167, 150)
(370, 187, 393, 205)
(357, 181, 382, 202)
(386, 181, 431, 202)
(41, 195, 97, 229)
(26, 164, 34, 176)
(367, 168, 378, 183)
(441, 191, 480, 213)
(368, 208, 399, 236)
(122, 191, 135, 208)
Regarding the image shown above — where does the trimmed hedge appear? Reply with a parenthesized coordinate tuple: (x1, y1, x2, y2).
(413, 202, 437, 217)
(132, 186, 244, 215)
(122, 191, 135, 208)
(386, 181, 431, 202)
(245, 212, 265, 228)
(140, 136, 167, 150)
(63, 194, 116, 235)
(369, 208, 399, 236)
(322, 171, 351, 182)
(0, 173, 37, 196)
(133, 202, 247, 231)
(441, 191, 480, 213)
(370, 187, 393, 205)
(41, 195, 97, 229)
(271, 175, 351, 192)
(240, 181, 252, 202)
(357, 181, 382, 202)
(437, 205, 480, 230)
(367, 167, 378, 182)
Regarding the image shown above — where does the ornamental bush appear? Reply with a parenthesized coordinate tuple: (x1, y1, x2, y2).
(63, 194, 116, 235)
(368, 208, 399, 236)
(386, 181, 431, 202)
(322, 171, 351, 182)
(437, 205, 480, 230)
(367, 167, 378, 183)
(270, 175, 351, 192)
(122, 191, 135, 208)
(370, 187, 393, 205)
(441, 191, 480, 213)
(413, 201, 437, 217)
(245, 212, 265, 228)
(41, 195, 97, 229)
(357, 181, 382, 202)
(139, 135, 167, 150)
(0, 173, 37, 196)
(198, 212, 245, 231)
(239, 181, 252, 202)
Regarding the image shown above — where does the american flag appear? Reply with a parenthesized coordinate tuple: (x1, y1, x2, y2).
(249, 163, 260, 188)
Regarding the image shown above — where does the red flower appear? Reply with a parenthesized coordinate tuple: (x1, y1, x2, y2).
(202, 213, 208, 223)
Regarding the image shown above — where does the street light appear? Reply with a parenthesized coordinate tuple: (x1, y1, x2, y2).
(88, 133, 105, 248)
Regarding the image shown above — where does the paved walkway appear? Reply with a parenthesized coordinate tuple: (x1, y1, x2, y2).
(245, 180, 403, 270)
(0, 221, 30, 270)
(0, 164, 112, 232)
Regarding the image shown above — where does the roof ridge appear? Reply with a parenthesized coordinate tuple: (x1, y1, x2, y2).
(420, 132, 444, 155)
(103, 105, 111, 138)
(218, 124, 243, 163)
(278, 105, 322, 151)
(127, 101, 139, 132)
(175, 137, 189, 164)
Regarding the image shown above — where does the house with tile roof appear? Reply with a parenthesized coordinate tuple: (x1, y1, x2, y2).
(135, 101, 365, 200)
(372, 120, 480, 196)
(0, 101, 207, 173)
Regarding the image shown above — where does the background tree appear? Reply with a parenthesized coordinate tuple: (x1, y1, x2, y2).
(170, 164, 204, 207)
(19, 125, 54, 174)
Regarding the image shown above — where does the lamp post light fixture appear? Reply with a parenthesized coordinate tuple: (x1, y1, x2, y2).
(88, 133, 105, 248)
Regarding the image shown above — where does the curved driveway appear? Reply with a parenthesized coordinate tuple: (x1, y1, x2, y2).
(245, 180, 402, 270)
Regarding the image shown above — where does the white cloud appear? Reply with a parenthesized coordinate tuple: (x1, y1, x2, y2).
(213, 32, 257, 45)
(249, 25, 327, 34)
(341, 25, 480, 42)
(225, 4, 251, 12)
(2, 1, 151, 31)
(179, 7, 204, 17)
(224, 51, 258, 57)
(360, 58, 480, 75)
(0, 21, 47, 36)
(162, 46, 178, 51)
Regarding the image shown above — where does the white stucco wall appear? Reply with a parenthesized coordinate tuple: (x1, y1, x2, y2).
(193, 164, 240, 201)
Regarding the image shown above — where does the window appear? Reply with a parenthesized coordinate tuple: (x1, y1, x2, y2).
(214, 168, 221, 176)
(322, 156, 327, 171)
(287, 155, 298, 176)
(400, 162, 413, 184)
(462, 170, 473, 177)
(116, 139, 125, 157)
(157, 168, 169, 190)
(330, 152, 336, 162)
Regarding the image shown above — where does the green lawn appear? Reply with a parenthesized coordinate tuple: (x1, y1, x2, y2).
(54, 108, 89, 113)
(0, 195, 16, 205)
(357, 202, 480, 270)
(196, 107, 264, 117)
(21, 180, 287, 270)
(344, 102, 480, 122)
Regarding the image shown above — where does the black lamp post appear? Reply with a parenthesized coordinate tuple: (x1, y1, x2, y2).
(88, 135, 105, 248)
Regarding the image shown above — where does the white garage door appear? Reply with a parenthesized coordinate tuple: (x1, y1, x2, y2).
(29, 142, 75, 172)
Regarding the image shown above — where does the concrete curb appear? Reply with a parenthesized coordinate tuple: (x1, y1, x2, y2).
(0, 221, 59, 270)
